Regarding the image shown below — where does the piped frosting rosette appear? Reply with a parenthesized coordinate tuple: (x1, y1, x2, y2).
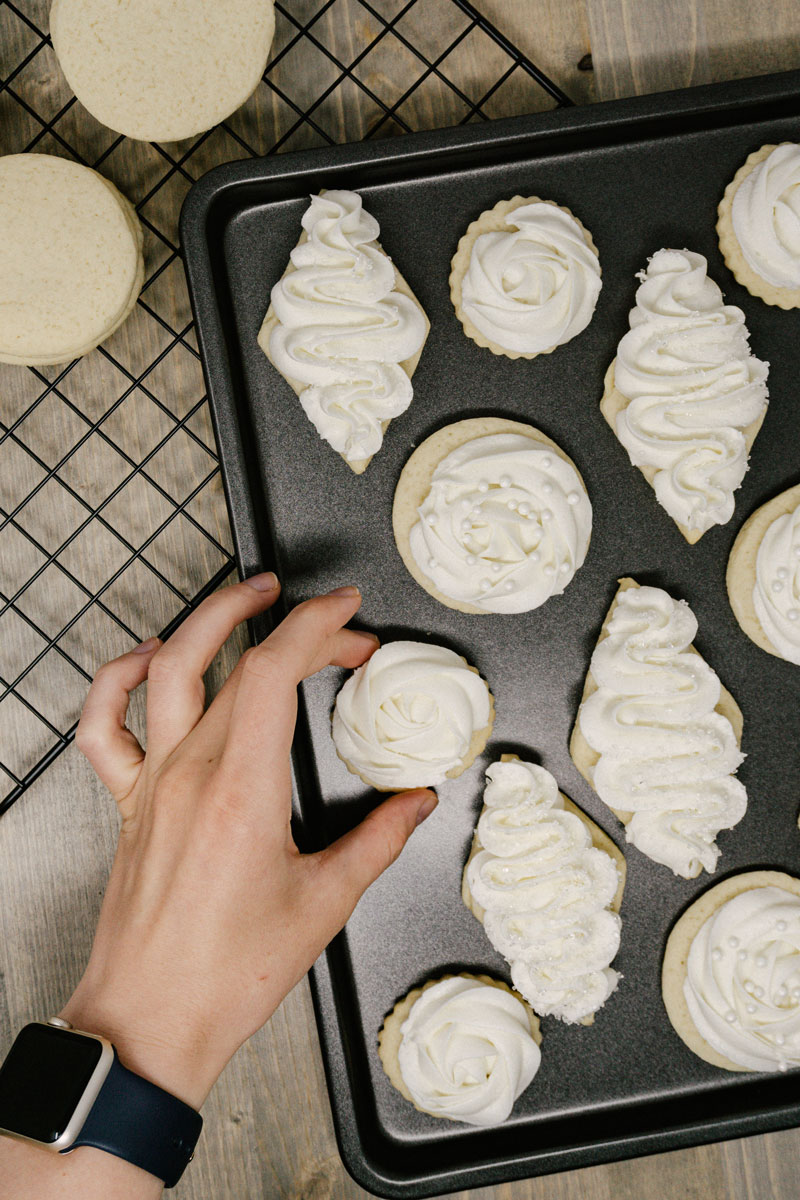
(464, 759, 622, 1024)
(609, 249, 768, 538)
(393, 418, 592, 615)
(332, 640, 493, 790)
(663, 872, 800, 1072)
(576, 582, 747, 879)
(450, 196, 601, 357)
(266, 190, 428, 463)
(730, 143, 800, 291)
(380, 975, 542, 1126)
(753, 502, 800, 664)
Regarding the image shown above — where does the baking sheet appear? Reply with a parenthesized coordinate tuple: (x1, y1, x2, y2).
(182, 71, 800, 1197)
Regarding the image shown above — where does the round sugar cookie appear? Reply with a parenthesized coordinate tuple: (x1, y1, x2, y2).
(662, 871, 800, 1072)
(332, 639, 494, 791)
(392, 417, 592, 614)
(378, 974, 541, 1125)
(449, 196, 601, 358)
(727, 482, 800, 665)
(50, 0, 276, 143)
(717, 143, 800, 309)
(0, 154, 144, 366)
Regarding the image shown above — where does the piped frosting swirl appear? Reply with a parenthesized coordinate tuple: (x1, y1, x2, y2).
(684, 885, 800, 1072)
(460, 200, 601, 354)
(753, 502, 800, 665)
(731, 143, 800, 290)
(408, 432, 592, 614)
(332, 640, 492, 789)
(578, 584, 747, 878)
(466, 759, 621, 1023)
(268, 190, 427, 462)
(395, 977, 541, 1125)
(614, 249, 769, 535)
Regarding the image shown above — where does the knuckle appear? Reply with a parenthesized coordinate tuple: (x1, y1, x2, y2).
(241, 641, 282, 682)
(145, 648, 184, 684)
(75, 720, 102, 758)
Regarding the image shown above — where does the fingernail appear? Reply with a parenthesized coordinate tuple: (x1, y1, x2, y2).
(352, 629, 380, 643)
(414, 791, 438, 826)
(245, 571, 279, 592)
(328, 585, 360, 597)
(134, 636, 160, 655)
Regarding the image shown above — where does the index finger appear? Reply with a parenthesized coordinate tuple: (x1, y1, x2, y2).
(217, 587, 378, 799)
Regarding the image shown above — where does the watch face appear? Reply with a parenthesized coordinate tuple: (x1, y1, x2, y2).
(0, 1023, 104, 1144)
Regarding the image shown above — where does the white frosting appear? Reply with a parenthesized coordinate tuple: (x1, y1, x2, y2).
(461, 201, 601, 353)
(466, 760, 621, 1023)
(614, 249, 769, 534)
(268, 190, 427, 462)
(731, 144, 800, 289)
(396, 976, 541, 1125)
(683, 885, 800, 1072)
(408, 433, 592, 614)
(578, 585, 747, 878)
(332, 640, 491, 789)
(753, 503, 800, 665)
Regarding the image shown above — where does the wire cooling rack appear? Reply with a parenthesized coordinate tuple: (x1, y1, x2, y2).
(0, 0, 571, 816)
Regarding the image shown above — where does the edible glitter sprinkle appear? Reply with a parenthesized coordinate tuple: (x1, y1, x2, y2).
(479, 480, 489, 493)
(772, 580, 784, 594)
(499, 475, 511, 489)
(737, 950, 748, 962)
(542, 509, 553, 522)
(518, 502, 530, 516)
(729, 936, 740, 948)
(530, 551, 540, 563)
(466, 555, 477, 565)
(778, 567, 789, 580)
(542, 482, 553, 495)
(725, 1010, 736, 1023)
(541, 456, 551, 468)
(777, 920, 788, 932)
(789, 610, 800, 622)
(544, 564, 556, 577)
(755, 956, 767, 968)
(480, 579, 491, 592)
(567, 491, 580, 505)
(712, 948, 723, 961)
(504, 581, 514, 592)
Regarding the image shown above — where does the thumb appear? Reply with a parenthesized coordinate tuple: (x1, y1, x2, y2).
(313, 788, 438, 935)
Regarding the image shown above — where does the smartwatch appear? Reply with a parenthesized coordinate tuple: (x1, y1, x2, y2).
(0, 1019, 202, 1187)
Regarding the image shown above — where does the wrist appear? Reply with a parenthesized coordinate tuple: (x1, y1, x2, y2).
(59, 987, 223, 1110)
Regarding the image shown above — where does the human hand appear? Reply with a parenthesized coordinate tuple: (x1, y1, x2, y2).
(61, 576, 437, 1109)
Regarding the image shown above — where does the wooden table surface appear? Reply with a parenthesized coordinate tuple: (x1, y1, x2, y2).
(2, 2, 800, 1197)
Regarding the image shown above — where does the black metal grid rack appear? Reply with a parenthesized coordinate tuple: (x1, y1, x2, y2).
(0, 0, 570, 817)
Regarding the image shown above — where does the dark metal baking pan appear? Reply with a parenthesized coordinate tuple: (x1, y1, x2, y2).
(181, 70, 800, 1198)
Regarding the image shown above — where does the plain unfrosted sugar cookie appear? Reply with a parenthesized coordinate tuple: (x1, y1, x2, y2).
(0, 153, 144, 366)
(50, 0, 276, 143)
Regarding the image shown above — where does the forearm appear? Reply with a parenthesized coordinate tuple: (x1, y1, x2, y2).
(0, 1139, 163, 1200)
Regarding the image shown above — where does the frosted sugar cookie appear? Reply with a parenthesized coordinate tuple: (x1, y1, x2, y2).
(462, 756, 625, 1025)
(259, 190, 429, 474)
(663, 871, 800, 1072)
(50, 0, 275, 142)
(570, 579, 747, 879)
(378, 974, 541, 1125)
(601, 249, 769, 543)
(0, 154, 143, 366)
(332, 640, 493, 790)
(727, 482, 800, 664)
(449, 196, 601, 358)
(393, 417, 592, 614)
(717, 143, 800, 308)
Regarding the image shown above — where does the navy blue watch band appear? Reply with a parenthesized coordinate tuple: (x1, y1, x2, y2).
(67, 1049, 202, 1188)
